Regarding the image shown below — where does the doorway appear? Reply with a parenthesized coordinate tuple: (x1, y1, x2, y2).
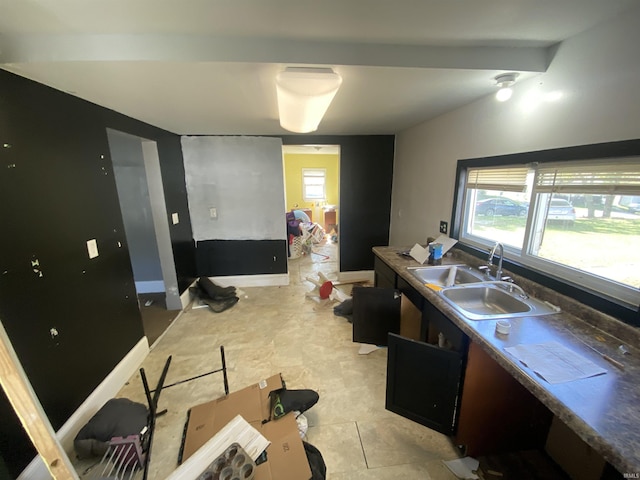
(282, 145, 340, 273)
(107, 129, 181, 345)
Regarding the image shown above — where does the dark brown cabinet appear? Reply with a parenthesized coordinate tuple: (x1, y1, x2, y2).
(386, 332, 465, 436)
(369, 257, 551, 450)
(374, 256, 396, 289)
(352, 286, 401, 346)
(359, 259, 468, 436)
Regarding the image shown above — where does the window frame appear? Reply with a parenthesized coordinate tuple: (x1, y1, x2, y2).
(302, 168, 326, 201)
(451, 139, 640, 327)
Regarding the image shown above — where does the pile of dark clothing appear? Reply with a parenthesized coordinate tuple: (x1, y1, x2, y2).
(190, 277, 239, 313)
(333, 298, 353, 323)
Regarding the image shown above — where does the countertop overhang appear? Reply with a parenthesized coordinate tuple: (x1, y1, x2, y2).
(373, 245, 640, 475)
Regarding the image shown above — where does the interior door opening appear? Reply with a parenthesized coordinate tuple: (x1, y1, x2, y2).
(282, 144, 340, 275)
(107, 129, 181, 345)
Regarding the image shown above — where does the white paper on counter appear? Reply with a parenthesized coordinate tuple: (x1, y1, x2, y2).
(409, 243, 430, 264)
(431, 234, 458, 255)
(505, 341, 607, 384)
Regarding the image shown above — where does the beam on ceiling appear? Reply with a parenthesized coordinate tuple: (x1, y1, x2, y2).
(0, 34, 552, 72)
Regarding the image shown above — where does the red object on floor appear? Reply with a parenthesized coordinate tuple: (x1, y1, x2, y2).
(319, 281, 333, 299)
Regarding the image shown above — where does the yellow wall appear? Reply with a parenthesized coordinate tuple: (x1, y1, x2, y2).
(284, 153, 340, 226)
(283, 153, 339, 211)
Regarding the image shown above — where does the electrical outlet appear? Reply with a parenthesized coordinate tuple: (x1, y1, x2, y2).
(210, 207, 218, 219)
(439, 221, 448, 234)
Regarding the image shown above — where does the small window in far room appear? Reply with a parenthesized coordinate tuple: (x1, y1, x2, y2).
(303, 169, 326, 201)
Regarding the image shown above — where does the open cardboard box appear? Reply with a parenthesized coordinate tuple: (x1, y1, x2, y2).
(180, 373, 311, 480)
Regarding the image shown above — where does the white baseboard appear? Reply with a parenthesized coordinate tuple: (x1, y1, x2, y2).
(135, 280, 165, 293)
(180, 282, 196, 309)
(19, 337, 150, 480)
(209, 273, 290, 288)
(337, 270, 374, 284)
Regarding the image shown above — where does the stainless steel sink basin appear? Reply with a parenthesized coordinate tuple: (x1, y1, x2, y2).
(440, 283, 560, 321)
(408, 265, 484, 287)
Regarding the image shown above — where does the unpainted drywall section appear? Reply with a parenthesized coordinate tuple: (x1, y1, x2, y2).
(390, 5, 640, 246)
(182, 136, 286, 241)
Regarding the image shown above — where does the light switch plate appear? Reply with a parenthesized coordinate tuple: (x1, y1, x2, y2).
(172, 212, 179, 225)
(87, 239, 99, 259)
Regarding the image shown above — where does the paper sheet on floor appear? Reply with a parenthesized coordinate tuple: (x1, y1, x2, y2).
(505, 341, 607, 384)
(442, 457, 479, 479)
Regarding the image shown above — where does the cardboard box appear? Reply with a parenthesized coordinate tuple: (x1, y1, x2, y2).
(181, 374, 311, 480)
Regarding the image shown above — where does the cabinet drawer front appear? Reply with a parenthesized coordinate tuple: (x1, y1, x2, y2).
(374, 257, 396, 288)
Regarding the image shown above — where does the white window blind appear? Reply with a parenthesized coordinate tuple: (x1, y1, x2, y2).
(466, 166, 530, 192)
(303, 169, 326, 200)
(535, 159, 640, 194)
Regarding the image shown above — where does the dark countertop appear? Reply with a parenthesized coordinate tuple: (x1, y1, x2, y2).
(373, 245, 640, 475)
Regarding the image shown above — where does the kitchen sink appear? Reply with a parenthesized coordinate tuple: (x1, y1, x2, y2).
(407, 265, 484, 287)
(440, 283, 560, 321)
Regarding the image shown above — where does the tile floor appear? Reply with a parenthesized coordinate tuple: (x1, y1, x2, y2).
(76, 240, 461, 479)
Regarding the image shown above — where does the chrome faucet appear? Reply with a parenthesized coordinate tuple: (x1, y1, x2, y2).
(487, 241, 504, 281)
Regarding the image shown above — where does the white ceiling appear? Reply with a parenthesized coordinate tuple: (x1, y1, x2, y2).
(1, 0, 637, 135)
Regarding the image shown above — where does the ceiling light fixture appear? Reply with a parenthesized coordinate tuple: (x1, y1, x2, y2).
(494, 73, 518, 102)
(276, 67, 342, 133)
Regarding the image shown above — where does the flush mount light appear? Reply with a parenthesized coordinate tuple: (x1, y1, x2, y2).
(276, 67, 342, 133)
(494, 73, 518, 102)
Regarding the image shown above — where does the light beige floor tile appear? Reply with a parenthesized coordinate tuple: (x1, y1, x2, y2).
(327, 459, 460, 480)
(357, 416, 460, 469)
(73, 240, 464, 479)
(306, 422, 367, 475)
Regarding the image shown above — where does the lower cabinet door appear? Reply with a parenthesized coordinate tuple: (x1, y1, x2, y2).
(352, 287, 401, 346)
(385, 333, 463, 436)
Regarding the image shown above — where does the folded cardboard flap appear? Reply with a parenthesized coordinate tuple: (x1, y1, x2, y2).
(181, 374, 311, 480)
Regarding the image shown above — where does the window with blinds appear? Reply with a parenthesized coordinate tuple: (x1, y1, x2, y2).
(466, 166, 530, 193)
(458, 158, 640, 309)
(302, 169, 326, 200)
(462, 165, 534, 250)
(534, 159, 640, 194)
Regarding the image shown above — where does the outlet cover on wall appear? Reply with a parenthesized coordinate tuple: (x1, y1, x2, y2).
(209, 207, 218, 219)
(172, 212, 179, 225)
(86, 239, 99, 259)
(439, 221, 448, 234)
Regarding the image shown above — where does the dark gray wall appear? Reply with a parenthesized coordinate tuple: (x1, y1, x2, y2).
(0, 69, 196, 477)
